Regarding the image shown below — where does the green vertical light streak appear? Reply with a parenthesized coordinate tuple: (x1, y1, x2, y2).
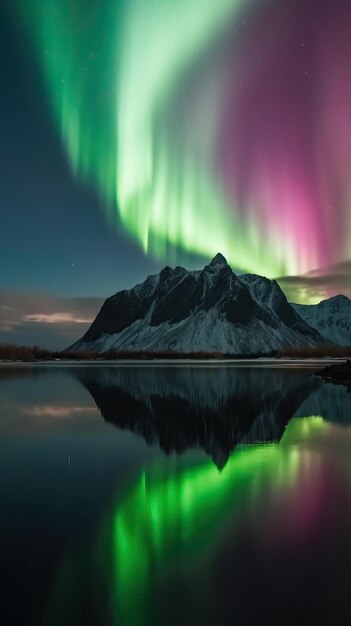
(16, 0, 118, 209)
(113, 446, 280, 623)
(115, 0, 268, 271)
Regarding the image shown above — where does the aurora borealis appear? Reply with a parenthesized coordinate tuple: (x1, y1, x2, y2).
(10, 0, 351, 286)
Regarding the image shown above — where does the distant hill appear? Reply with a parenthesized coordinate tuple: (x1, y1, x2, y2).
(292, 295, 351, 345)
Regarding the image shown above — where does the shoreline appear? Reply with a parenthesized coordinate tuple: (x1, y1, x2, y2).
(317, 361, 351, 390)
(0, 357, 349, 368)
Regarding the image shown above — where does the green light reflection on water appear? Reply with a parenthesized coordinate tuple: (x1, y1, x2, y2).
(45, 416, 331, 626)
(112, 416, 330, 624)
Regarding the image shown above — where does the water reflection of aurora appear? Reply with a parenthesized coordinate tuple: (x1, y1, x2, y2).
(45, 417, 330, 626)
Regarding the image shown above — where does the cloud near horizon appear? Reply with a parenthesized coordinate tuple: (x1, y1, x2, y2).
(24, 312, 94, 324)
(277, 261, 351, 304)
(0, 292, 104, 350)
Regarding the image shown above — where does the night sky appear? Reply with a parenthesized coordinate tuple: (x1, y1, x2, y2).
(1, 0, 351, 349)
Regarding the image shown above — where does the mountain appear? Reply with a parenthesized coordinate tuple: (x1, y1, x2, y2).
(67, 254, 327, 355)
(74, 365, 319, 468)
(72, 364, 351, 467)
(292, 295, 351, 345)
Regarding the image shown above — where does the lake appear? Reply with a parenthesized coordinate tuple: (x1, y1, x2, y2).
(1, 362, 351, 625)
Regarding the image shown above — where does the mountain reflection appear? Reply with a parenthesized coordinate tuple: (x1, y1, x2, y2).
(72, 365, 348, 468)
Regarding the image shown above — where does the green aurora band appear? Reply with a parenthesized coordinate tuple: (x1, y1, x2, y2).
(12, 0, 296, 277)
(44, 417, 330, 626)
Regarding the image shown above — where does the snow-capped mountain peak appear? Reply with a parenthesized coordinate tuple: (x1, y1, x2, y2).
(66, 254, 329, 354)
(208, 252, 228, 268)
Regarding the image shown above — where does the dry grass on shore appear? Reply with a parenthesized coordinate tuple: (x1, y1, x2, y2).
(277, 345, 351, 358)
(0, 343, 240, 361)
(1, 342, 351, 363)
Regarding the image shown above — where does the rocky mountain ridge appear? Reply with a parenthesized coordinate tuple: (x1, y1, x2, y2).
(67, 254, 327, 354)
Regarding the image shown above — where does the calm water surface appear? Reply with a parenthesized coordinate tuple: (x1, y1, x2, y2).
(1, 363, 351, 625)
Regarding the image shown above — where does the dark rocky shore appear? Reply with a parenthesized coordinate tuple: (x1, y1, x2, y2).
(317, 360, 351, 391)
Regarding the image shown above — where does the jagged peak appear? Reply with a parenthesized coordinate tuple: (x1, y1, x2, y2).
(240, 273, 271, 284)
(208, 253, 228, 268)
